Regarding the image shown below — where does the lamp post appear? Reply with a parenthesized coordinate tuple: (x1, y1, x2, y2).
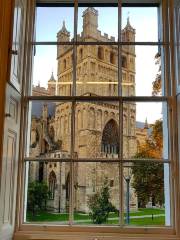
(124, 165, 132, 225)
(125, 175, 130, 224)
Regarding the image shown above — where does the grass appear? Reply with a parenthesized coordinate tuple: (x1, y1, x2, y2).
(26, 208, 165, 226)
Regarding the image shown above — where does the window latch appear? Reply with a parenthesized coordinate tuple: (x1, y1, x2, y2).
(5, 113, 11, 118)
(10, 49, 18, 55)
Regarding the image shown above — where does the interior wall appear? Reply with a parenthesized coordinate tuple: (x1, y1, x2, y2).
(0, 0, 13, 183)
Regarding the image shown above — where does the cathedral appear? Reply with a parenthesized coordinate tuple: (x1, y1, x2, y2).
(29, 7, 148, 213)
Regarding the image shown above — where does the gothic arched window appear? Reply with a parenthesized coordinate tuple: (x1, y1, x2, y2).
(98, 46, 104, 60)
(101, 119, 119, 155)
(49, 170, 57, 200)
(89, 107, 95, 129)
(110, 52, 115, 64)
(79, 48, 83, 61)
(122, 56, 127, 68)
(63, 59, 66, 70)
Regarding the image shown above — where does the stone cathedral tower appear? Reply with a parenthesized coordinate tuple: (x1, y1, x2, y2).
(30, 7, 138, 212)
(55, 7, 136, 159)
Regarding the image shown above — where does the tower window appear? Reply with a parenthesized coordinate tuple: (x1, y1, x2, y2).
(122, 56, 127, 68)
(63, 59, 67, 70)
(98, 46, 104, 60)
(79, 48, 83, 60)
(110, 52, 115, 64)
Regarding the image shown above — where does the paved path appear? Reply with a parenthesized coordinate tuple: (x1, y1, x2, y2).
(73, 214, 165, 223)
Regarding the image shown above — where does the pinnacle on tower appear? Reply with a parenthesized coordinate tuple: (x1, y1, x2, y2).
(144, 118, 149, 129)
(48, 71, 56, 82)
(62, 21, 67, 32)
(124, 15, 135, 32)
(60, 20, 69, 34)
(57, 20, 70, 41)
(121, 15, 136, 43)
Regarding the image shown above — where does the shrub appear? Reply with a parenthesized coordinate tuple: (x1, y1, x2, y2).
(27, 181, 49, 216)
(88, 178, 116, 224)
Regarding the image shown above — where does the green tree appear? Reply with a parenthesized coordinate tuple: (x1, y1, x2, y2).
(132, 120, 164, 207)
(88, 178, 117, 224)
(132, 162, 164, 208)
(27, 181, 49, 216)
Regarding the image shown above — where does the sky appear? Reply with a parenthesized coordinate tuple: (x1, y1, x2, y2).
(33, 6, 164, 123)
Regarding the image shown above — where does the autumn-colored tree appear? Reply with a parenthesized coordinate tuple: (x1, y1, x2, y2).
(132, 120, 164, 207)
(136, 119, 163, 159)
(152, 52, 162, 96)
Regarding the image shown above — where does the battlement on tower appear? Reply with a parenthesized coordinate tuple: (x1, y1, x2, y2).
(57, 7, 135, 44)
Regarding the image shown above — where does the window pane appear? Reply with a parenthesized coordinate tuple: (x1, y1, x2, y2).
(32, 45, 73, 96)
(123, 102, 168, 160)
(36, 6, 74, 41)
(76, 45, 118, 96)
(27, 101, 72, 159)
(25, 161, 70, 224)
(123, 162, 171, 226)
(73, 162, 120, 225)
(122, 7, 158, 42)
(75, 101, 119, 159)
(78, 7, 118, 42)
(122, 45, 163, 97)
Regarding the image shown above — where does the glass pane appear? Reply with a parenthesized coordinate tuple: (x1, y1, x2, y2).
(122, 46, 163, 97)
(78, 7, 118, 42)
(27, 101, 72, 159)
(76, 45, 118, 96)
(25, 161, 70, 224)
(73, 162, 119, 225)
(123, 162, 171, 226)
(36, 6, 74, 41)
(123, 102, 168, 160)
(122, 7, 158, 42)
(74, 101, 119, 159)
(32, 45, 73, 96)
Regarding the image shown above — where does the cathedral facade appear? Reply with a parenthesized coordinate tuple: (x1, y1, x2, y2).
(29, 8, 148, 213)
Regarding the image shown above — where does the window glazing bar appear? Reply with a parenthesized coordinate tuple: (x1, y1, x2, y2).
(117, 0, 124, 227)
(69, 0, 78, 226)
(36, 0, 160, 7)
(26, 95, 169, 102)
(32, 41, 168, 46)
(24, 157, 170, 163)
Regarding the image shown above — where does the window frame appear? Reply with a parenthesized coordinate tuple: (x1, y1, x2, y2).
(14, 0, 180, 238)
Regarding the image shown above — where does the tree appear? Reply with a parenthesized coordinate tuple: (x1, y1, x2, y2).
(88, 178, 116, 224)
(152, 52, 162, 96)
(132, 120, 164, 208)
(27, 181, 49, 216)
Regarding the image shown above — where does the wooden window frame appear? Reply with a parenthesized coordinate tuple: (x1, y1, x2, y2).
(13, 1, 180, 239)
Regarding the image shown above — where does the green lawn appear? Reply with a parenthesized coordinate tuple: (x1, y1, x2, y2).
(27, 208, 165, 226)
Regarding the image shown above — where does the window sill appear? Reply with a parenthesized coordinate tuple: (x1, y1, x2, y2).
(13, 225, 179, 240)
(13, 231, 180, 240)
